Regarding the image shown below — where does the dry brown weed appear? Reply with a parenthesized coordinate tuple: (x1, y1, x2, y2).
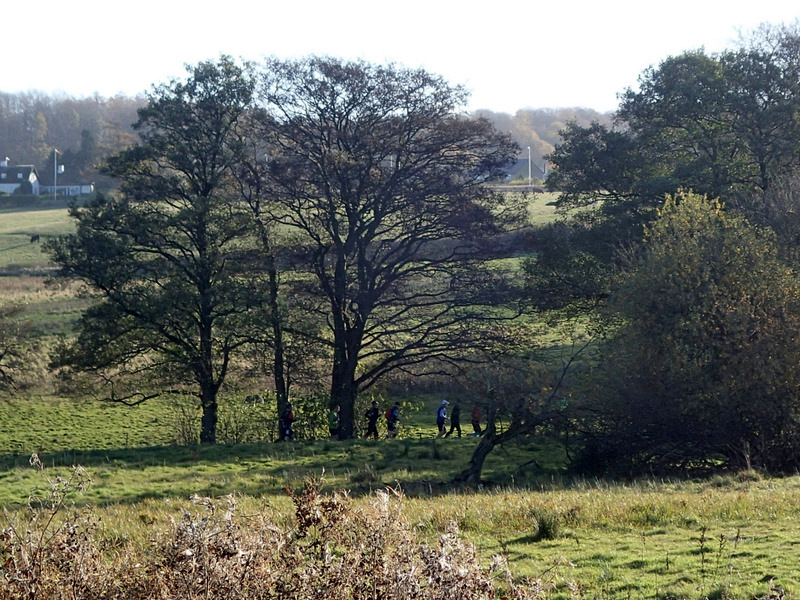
(1, 469, 545, 599)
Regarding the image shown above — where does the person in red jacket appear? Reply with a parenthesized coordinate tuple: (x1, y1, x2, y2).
(470, 403, 483, 436)
(279, 403, 295, 441)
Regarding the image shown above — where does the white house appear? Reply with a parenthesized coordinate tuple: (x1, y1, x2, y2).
(0, 158, 40, 195)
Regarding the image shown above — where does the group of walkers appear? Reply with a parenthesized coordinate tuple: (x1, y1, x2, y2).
(279, 398, 484, 441)
(362, 400, 401, 440)
(435, 400, 484, 438)
(325, 400, 401, 441)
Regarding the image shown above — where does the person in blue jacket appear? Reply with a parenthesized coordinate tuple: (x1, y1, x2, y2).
(386, 401, 400, 438)
(436, 400, 449, 438)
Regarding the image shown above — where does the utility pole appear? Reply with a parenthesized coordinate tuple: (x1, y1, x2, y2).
(53, 148, 64, 202)
(527, 146, 532, 188)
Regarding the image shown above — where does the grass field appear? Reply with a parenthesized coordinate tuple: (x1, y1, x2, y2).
(0, 203, 74, 271)
(1, 199, 798, 598)
(1, 393, 799, 598)
(0, 203, 88, 341)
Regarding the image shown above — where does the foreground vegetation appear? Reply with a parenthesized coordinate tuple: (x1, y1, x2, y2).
(1, 395, 798, 599)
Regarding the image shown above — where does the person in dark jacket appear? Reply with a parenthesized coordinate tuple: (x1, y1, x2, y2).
(445, 401, 462, 438)
(365, 400, 380, 440)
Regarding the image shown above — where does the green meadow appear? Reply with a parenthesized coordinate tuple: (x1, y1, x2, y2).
(2, 396, 799, 599)
(1, 198, 798, 598)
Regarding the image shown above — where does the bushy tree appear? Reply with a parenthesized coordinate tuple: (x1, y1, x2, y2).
(547, 23, 800, 246)
(578, 192, 800, 474)
(46, 57, 262, 444)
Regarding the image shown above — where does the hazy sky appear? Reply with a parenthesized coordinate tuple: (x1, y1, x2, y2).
(7, 0, 798, 113)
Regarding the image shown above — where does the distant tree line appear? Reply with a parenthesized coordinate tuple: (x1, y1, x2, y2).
(0, 90, 608, 192)
(476, 107, 611, 173)
(0, 92, 141, 189)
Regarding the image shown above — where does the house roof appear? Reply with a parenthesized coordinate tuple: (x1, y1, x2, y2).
(0, 164, 38, 180)
(504, 158, 546, 181)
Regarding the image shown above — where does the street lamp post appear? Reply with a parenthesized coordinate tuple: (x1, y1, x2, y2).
(527, 146, 532, 188)
(53, 148, 64, 202)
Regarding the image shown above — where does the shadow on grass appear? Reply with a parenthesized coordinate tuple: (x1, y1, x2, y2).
(0, 438, 443, 468)
(0, 199, 74, 213)
(0, 434, 570, 510)
(0, 438, 482, 508)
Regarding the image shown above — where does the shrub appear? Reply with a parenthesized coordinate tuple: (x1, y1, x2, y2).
(217, 393, 277, 444)
(1, 466, 546, 599)
(530, 507, 561, 541)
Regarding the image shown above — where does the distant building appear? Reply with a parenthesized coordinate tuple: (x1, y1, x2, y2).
(39, 183, 95, 197)
(0, 156, 94, 198)
(0, 157, 40, 195)
(503, 158, 547, 182)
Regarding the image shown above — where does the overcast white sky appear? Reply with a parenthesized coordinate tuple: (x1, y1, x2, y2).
(6, 0, 798, 114)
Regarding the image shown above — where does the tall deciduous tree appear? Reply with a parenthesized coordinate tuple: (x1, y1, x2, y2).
(233, 118, 326, 428)
(547, 23, 800, 244)
(723, 23, 800, 192)
(46, 57, 260, 444)
(258, 57, 521, 439)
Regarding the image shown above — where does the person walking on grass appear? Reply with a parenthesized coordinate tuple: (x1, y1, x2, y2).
(279, 402, 295, 441)
(444, 401, 462, 438)
(470, 403, 483, 436)
(365, 400, 380, 440)
(436, 400, 449, 438)
(386, 401, 400, 438)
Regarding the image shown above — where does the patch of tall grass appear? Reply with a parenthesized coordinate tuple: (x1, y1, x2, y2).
(1, 466, 540, 599)
(4, 459, 796, 598)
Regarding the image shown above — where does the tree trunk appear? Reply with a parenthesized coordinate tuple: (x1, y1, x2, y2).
(453, 411, 562, 487)
(267, 252, 289, 440)
(249, 218, 289, 439)
(255, 221, 288, 404)
(328, 253, 362, 440)
(332, 360, 358, 439)
(453, 434, 500, 486)
(200, 387, 218, 444)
